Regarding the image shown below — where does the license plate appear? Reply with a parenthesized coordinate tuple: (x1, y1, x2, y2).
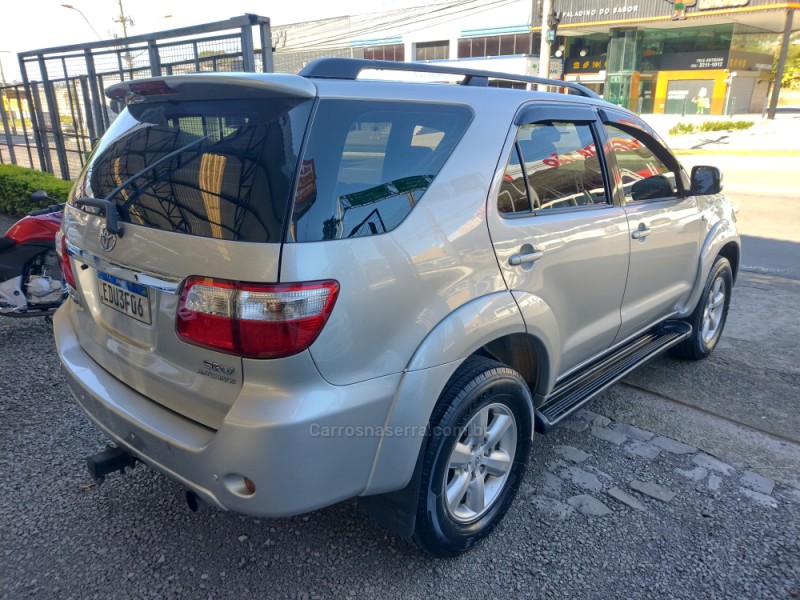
(98, 271, 151, 325)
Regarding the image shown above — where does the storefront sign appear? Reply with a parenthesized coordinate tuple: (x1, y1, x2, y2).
(729, 50, 773, 71)
(698, 0, 749, 9)
(562, 5, 640, 19)
(565, 55, 608, 73)
(532, 0, 770, 26)
(665, 79, 715, 114)
(660, 51, 728, 70)
(527, 58, 564, 78)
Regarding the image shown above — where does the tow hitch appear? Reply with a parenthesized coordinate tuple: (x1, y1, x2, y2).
(86, 444, 138, 484)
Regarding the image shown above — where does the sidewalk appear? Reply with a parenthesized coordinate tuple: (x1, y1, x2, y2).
(643, 108, 800, 153)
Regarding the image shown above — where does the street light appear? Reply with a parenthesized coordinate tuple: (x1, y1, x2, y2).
(61, 4, 104, 41)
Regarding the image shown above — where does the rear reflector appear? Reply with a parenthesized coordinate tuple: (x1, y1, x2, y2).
(177, 277, 339, 359)
(55, 231, 76, 289)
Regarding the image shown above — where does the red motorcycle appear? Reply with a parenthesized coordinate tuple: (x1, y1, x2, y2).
(0, 191, 67, 318)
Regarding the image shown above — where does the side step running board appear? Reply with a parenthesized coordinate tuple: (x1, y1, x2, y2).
(536, 321, 692, 430)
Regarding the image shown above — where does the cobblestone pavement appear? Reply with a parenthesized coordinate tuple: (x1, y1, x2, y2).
(1, 317, 799, 599)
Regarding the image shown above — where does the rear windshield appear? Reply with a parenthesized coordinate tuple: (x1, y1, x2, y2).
(73, 97, 313, 242)
(289, 100, 473, 242)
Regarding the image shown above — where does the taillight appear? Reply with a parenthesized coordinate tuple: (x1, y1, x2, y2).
(55, 231, 76, 289)
(176, 277, 339, 359)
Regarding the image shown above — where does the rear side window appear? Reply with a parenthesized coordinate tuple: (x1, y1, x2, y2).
(499, 121, 608, 215)
(74, 97, 313, 242)
(289, 100, 472, 242)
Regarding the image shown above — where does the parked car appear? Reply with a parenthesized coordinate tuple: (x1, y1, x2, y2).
(53, 58, 739, 556)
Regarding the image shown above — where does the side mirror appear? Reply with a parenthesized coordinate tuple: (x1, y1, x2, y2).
(30, 190, 49, 203)
(630, 175, 674, 201)
(690, 165, 723, 195)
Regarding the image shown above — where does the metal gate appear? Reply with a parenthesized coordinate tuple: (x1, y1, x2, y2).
(1, 14, 273, 180)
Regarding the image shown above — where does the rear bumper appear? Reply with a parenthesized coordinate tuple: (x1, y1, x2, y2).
(54, 306, 401, 517)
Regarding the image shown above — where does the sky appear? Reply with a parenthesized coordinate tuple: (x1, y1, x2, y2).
(0, 0, 434, 81)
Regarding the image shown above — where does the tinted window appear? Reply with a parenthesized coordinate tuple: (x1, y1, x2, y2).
(605, 124, 678, 202)
(497, 145, 529, 214)
(290, 100, 472, 242)
(499, 121, 608, 214)
(74, 97, 312, 242)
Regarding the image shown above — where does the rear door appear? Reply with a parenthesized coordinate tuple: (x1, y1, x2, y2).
(62, 76, 315, 428)
(599, 111, 702, 343)
(488, 103, 630, 377)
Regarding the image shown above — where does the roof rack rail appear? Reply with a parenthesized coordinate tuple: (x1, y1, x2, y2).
(298, 58, 601, 99)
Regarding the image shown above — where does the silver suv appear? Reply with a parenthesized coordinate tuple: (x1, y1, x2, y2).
(54, 58, 739, 556)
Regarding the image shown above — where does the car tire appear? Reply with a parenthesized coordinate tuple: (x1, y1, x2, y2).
(412, 356, 532, 557)
(671, 255, 733, 360)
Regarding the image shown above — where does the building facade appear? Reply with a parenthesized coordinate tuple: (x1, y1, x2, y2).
(540, 0, 798, 114)
(272, 0, 798, 115)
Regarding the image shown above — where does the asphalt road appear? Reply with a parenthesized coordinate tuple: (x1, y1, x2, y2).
(1, 317, 798, 600)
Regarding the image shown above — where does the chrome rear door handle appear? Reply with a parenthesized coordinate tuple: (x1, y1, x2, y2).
(509, 249, 544, 266)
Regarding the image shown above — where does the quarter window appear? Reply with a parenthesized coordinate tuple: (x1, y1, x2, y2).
(498, 121, 608, 214)
(290, 100, 472, 242)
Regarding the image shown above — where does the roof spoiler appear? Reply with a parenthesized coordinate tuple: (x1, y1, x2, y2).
(105, 73, 316, 103)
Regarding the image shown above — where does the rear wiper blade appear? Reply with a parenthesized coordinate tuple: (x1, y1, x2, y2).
(73, 197, 125, 236)
(103, 132, 213, 210)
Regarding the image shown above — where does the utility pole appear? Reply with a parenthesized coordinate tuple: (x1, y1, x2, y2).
(537, 0, 553, 81)
(767, 9, 794, 120)
(537, 0, 562, 85)
(113, 0, 135, 70)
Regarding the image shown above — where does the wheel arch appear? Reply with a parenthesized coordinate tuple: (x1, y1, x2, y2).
(362, 291, 556, 504)
(718, 240, 740, 284)
(472, 331, 552, 401)
(679, 218, 740, 318)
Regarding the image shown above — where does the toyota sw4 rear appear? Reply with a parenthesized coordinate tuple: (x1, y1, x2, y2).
(54, 58, 738, 557)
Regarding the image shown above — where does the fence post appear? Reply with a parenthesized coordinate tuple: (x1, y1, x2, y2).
(14, 87, 37, 169)
(27, 80, 53, 174)
(240, 21, 256, 72)
(84, 49, 107, 136)
(79, 76, 97, 141)
(192, 41, 201, 72)
(38, 55, 70, 179)
(258, 19, 274, 73)
(0, 92, 16, 165)
(148, 40, 162, 77)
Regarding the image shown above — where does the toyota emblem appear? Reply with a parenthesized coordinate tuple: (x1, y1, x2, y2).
(99, 224, 117, 252)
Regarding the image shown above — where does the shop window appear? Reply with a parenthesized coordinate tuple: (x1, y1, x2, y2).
(363, 44, 405, 62)
(415, 41, 449, 61)
(457, 33, 534, 58)
(499, 35, 515, 56)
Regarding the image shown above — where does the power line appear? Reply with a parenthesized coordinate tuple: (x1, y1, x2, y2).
(277, 0, 522, 51)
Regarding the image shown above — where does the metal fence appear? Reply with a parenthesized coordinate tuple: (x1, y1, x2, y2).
(1, 14, 273, 180)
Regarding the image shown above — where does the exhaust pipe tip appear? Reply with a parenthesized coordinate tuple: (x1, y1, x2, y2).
(185, 490, 206, 512)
